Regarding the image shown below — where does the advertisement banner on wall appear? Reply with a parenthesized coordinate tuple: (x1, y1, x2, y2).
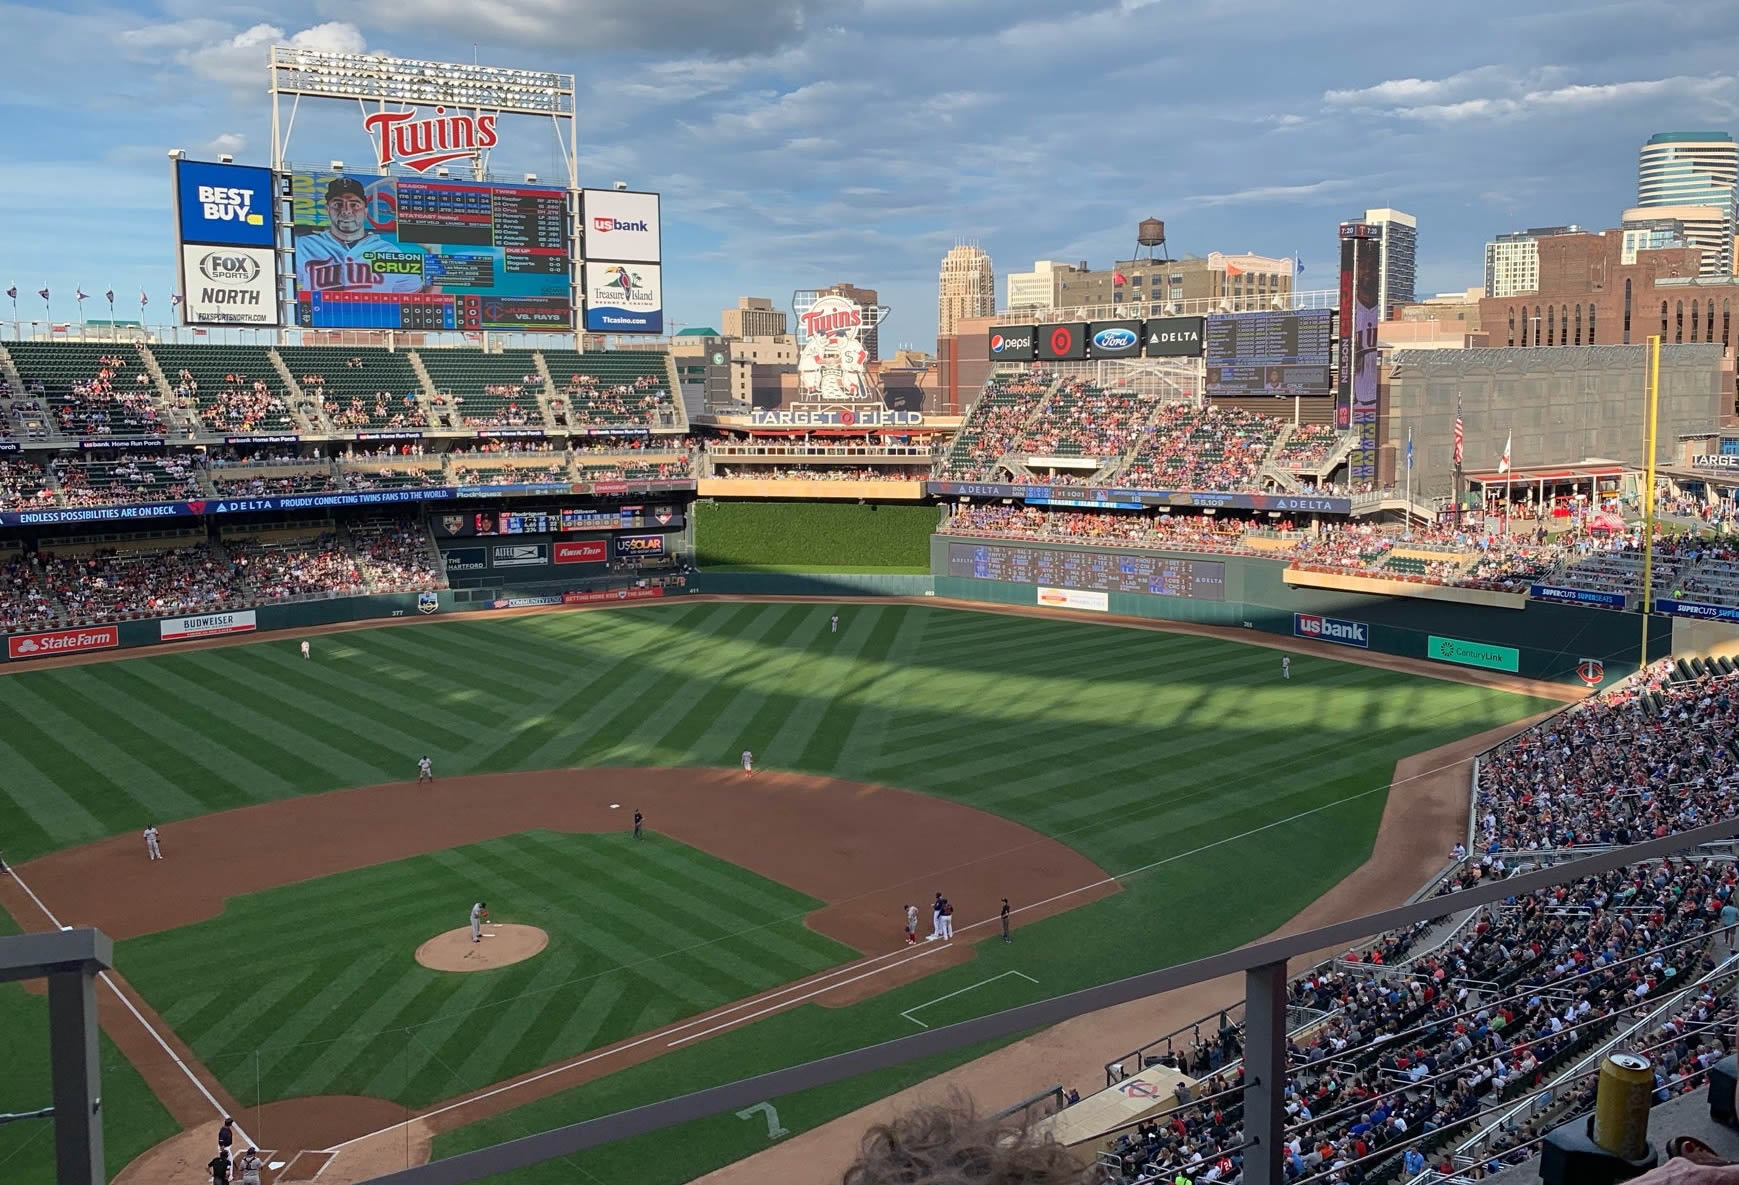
(1036, 586, 1109, 612)
(613, 534, 667, 558)
(180, 244, 278, 325)
(987, 325, 1036, 362)
(175, 159, 276, 249)
(1427, 634, 1519, 673)
(7, 625, 120, 661)
(554, 540, 608, 564)
(491, 542, 550, 568)
(1143, 316, 1205, 357)
(1087, 320, 1142, 359)
(584, 261, 663, 333)
(580, 189, 661, 263)
(1293, 612, 1369, 647)
(1034, 323, 1087, 361)
(442, 547, 486, 573)
(162, 611, 257, 641)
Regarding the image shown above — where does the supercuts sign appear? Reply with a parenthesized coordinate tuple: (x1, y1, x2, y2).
(363, 107, 498, 173)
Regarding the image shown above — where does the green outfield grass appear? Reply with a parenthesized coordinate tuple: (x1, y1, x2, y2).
(693, 501, 935, 571)
(0, 911, 178, 1185)
(0, 602, 1558, 1182)
(115, 831, 854, 1108)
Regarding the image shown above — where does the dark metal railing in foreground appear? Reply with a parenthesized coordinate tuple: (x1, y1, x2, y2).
(354, 815, 1739, 1185)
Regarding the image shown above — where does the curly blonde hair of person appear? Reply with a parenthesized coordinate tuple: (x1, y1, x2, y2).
(840, 1098, 1090, 1185)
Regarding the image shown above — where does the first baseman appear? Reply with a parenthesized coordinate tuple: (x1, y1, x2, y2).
(904, 903, 918, 945)
(470, 900, 488, 943)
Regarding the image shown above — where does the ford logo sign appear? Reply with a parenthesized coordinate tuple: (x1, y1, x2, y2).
(1092, 328, 1137, 351)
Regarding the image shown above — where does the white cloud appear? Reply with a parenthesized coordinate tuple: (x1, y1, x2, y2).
(118, 18, 366, 91)
(204, 132, 248, 156)
(1323, 66, 1515, 107)
(1178, 179, 1357, 208)
(1325, 65, 1737, 123)
(324, 0, 852, 54)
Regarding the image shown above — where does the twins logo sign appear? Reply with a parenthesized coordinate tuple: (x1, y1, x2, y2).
(1293, 613, 1369, 648)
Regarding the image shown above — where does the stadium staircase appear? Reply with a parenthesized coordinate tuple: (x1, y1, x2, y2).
(1256, 425, 1305, 492)
(530, 352, 561, 429)
(0, 344, 24, 394)
(404, 351, 444, 419)
(132, 344, 180, 415)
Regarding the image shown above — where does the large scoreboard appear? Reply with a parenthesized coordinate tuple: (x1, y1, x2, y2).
(291, 171, 571, 331)
(946, 542, 1226, 600)
(1204, 309, 1334, 396)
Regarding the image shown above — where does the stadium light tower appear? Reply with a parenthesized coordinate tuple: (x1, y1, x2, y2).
(267, 48, 577, 189)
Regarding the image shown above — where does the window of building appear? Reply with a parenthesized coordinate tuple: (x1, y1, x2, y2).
(1547, 306, 1555, 346)
(1725, 299, 1732, 348)
(1574, 305, 1582, 345)
(1589, 304, 1596, 344)
(1661, 301, 1669, 338)
(1623, 278, 1632, 343)
(1507, 307, 1516, 348)
(1692, 299, 1700, 342)
(1676, 300, 1684, 343)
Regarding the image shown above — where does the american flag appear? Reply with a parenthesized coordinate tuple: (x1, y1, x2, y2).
(1452, 398, 1464, 467)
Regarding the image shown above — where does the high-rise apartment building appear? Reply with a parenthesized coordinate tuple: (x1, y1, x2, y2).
(1636, 131, 1737, 276)
(1483, 226, 1582, 298)
(1619, 215, 1691, 265)
(938, 244, 995, 337)
(721, 297, 787, 338)
(1005, 260, 1075, 311)
(1351, 208, 1417, 318)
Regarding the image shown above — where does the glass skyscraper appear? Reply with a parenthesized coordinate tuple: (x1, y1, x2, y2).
(1636, 131, 1737, 276)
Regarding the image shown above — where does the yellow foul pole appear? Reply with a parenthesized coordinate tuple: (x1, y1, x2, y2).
(1639, 335, 1662, 670)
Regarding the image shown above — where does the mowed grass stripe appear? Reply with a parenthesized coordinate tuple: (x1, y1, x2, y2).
(831, 605, 933, 773)
(764, 607, 894, 771)
(0, 734, 105, 847)
(157, 654, 408, 785)
(12, 673, 213, 819)
(667, 606, 826, 765)
(0, 686, 182, 834)
(352, 624, 579, 707)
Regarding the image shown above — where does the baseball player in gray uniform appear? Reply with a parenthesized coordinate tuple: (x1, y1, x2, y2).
(470, 900, 488, 943)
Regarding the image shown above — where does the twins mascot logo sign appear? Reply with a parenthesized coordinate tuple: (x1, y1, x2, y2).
(797, 295, 871, 404)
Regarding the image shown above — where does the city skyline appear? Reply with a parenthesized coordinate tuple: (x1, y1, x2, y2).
(4, 0, 1739, 346)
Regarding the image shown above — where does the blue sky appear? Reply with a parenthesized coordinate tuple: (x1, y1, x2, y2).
(2, 0, 1738, 347)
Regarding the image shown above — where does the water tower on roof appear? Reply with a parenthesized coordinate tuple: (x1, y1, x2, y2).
(1134, 217, 1170, 263)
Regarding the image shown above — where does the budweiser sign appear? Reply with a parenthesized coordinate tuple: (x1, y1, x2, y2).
(8, 625, 120, 661)
(362, 107, 499, 173)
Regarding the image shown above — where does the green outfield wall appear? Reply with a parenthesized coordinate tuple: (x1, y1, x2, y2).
(929, 535, 1668, 688)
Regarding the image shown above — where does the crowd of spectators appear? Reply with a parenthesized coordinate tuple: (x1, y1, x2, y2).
(0, 458, 55, 509)
(453, 462, 568, 485)
(53, 454, 200, 507)
(315, 386, 426, 431)
(228, 534, 365, 599)
(558, 373, 673, 429)
(6, 545, 244, 625)
(1013, 378, 1149, 457)
(168, 369, 294, 435)
(941, 505, 1265, 553)
(1273, 423, 1343, 471)
(441, 384, 541, 429)
(213, 470, 341, 496)
(938, 373, 1051, 479)
(710, 464, 917, 481)
(339, 466, 446, 491)
(350, 519, 440, 590)
(1121, 404, 1283, 492)
(51, 355, 166, 436)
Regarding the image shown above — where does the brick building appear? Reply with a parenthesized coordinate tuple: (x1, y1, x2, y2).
(1477, 228, 1739, 350)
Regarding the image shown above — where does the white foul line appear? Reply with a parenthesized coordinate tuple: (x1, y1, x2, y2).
(5, 865, 253, 1149)
(901, 971, 1040, 1029)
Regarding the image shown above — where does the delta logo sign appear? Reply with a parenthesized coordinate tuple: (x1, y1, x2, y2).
(363, 107, 498, 173)
(1293, 613, 1369, 648)
(8, 625, 120, 661)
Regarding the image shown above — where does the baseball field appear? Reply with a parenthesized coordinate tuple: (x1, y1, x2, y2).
(0, 600, 1567, 1185)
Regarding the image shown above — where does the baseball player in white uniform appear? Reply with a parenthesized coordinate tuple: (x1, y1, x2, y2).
(418, 755, 433, 783)
(295, 177, 430, 294)
(741, 749, 754, 775)
(1282, 656, 1291, 680)
(830, 614, 839, 633)
(143, 825, 162, 861)
(300, 640, 311, 660)
(470, 900, 488, 943)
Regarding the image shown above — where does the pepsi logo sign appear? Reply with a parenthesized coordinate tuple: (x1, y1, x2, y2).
(991, 332, 1032, 353)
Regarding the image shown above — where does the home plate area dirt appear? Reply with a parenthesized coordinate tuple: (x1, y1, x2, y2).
(415, 923, 549, 971)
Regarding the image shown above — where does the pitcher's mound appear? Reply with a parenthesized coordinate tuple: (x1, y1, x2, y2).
(416, 924, 548, 971)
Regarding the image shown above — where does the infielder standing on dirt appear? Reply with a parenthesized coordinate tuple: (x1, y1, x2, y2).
(418, 755, 433, 783)
(904, 903, 918, 945)
(470, 900, 488, 943)
(741, 749, 754, 775)
(143, 825, 162, 861)
(633, 809, 643, 839)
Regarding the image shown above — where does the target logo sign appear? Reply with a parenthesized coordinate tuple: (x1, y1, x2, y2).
(1036, 322, 1086, 360)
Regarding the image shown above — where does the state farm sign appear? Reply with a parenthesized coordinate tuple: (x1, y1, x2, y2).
(8, 625, 120, 661)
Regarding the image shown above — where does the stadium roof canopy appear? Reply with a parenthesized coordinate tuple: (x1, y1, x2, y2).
(1464, 462, 1625, 485)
